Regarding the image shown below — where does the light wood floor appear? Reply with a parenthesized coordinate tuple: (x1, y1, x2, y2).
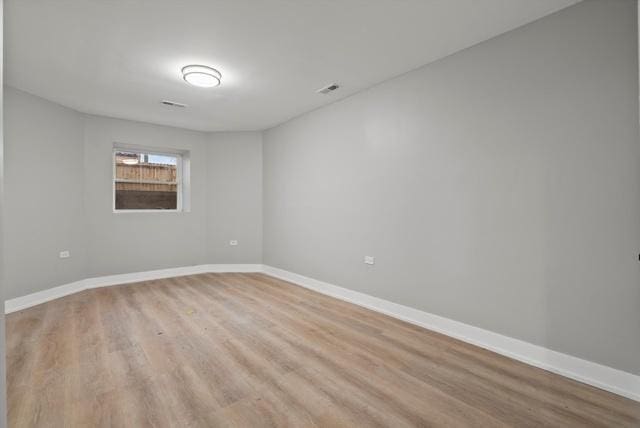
(7, 273, 640, 427)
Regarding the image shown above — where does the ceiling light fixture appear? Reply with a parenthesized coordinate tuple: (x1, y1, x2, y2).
(122, 158, 139, 165)
(181, 65, 221, 88)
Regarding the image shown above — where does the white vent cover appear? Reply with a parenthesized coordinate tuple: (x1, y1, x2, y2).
(316, 83, 340, 94)
(161, 100, 187, 108)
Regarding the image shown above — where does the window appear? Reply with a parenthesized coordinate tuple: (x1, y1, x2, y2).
(113, 148, 182, 211)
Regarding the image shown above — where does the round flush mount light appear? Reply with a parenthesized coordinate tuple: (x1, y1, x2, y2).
(181, 65, 221, 88)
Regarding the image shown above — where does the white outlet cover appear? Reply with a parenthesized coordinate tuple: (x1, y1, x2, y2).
(229, 240, 238, 246)
(364, 256, 375, 265)
(59, 250, 70, 259)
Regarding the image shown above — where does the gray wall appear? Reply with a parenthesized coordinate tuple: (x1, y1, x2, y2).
(207, 132, 263, 263)
(3, 91, 264, 298)
(83, 115, 209, 276)
(263, 0, 640, 376)
(4, 87, 87, 299)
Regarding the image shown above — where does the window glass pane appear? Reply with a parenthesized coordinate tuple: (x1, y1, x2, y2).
(115, 150, 179, 210)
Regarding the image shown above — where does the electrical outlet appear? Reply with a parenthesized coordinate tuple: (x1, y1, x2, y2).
(59, 250, 70, 259)
(229, 240, 238, 246)
(364, 256, 375, 265)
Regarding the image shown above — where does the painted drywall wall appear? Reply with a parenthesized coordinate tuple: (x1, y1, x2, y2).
(3, 91, 264, 296)
(3, 87, 87, 299)
(207, 132, 263, 263)
(263, 0, 640, 376)
(83, 115, 209, 276)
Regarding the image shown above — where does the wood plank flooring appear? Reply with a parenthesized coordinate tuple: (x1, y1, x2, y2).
(7, 273, 640, 427)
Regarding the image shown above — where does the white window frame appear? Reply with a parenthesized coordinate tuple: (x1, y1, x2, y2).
(112, 146, 184, 213)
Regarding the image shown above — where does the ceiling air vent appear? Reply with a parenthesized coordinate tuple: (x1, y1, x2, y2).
(161, 100, 187, 108)
(316, 83, 340, 94)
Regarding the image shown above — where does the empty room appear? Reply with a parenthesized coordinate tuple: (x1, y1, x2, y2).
(0, 0, 639, 426)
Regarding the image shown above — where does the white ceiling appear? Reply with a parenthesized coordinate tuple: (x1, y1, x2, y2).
(6, 0, 579, 132)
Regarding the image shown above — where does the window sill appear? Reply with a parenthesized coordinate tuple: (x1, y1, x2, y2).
(113, 209, 184, 214)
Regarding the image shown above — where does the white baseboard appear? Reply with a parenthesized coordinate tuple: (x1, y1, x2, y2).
(4, 264, 261, 314)
(4, 280, 88, 314)
(262, 265, 640, 402)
